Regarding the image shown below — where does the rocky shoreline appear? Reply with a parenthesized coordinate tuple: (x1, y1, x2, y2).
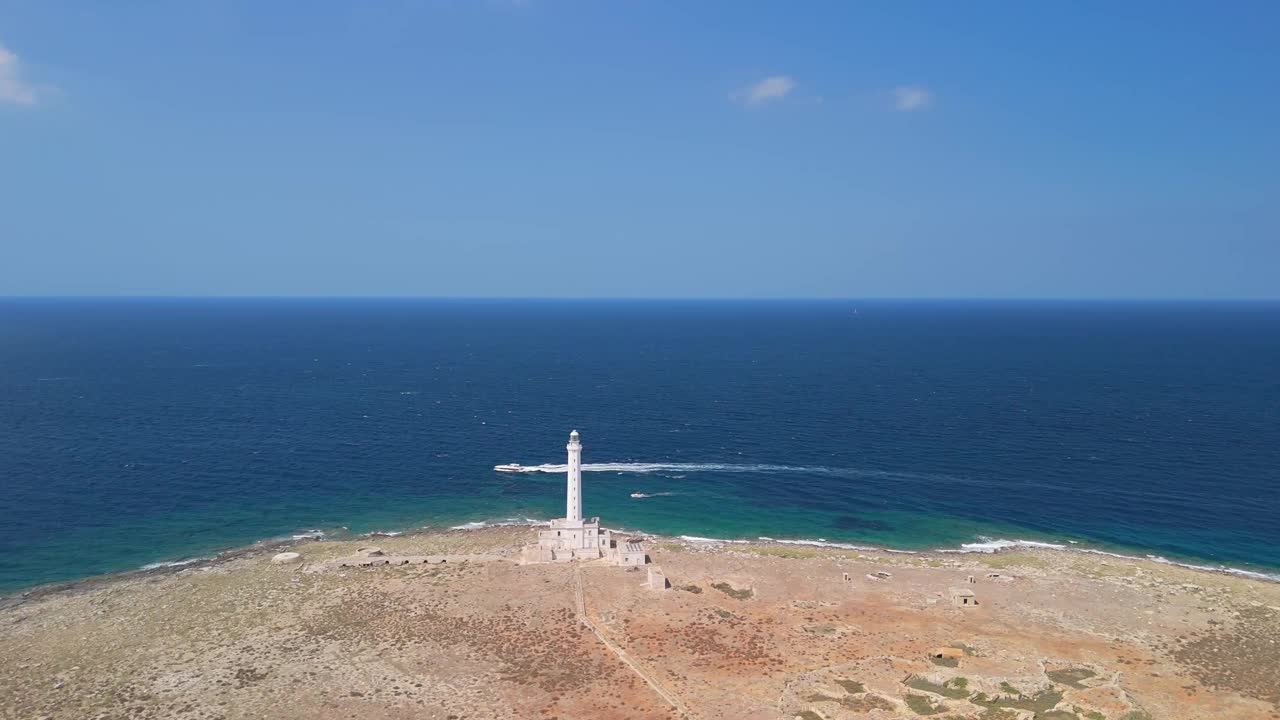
(6, 522, 1275, 611)
(4, 525, 1278, 719)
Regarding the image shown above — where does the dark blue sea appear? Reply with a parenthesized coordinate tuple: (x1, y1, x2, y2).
(2, 299, 1278, 592)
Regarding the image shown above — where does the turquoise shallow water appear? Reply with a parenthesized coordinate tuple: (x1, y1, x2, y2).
(2, 299, 1278, 591)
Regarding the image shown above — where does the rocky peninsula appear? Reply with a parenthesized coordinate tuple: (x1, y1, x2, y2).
(2, 526, 1278, 720)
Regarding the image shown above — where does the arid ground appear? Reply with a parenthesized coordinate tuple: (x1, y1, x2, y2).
(2, 527, 1278, 720)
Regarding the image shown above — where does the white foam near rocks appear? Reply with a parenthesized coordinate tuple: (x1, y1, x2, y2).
(140, 558, 202, 571)
(942, 538, 1068, 554)
(450, 517, 546, 531)
(671, 534, 917, 555)
(776, 538, 879, 551)
(1142, 554, 1280, 583)
(771, 537, 919, 554)
(937, 538, 1280, 584)
(678, 535, 750, 544)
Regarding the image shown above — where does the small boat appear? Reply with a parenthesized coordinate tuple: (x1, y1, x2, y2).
(494, 464, 524, 472)
(630, 492, 650, 499)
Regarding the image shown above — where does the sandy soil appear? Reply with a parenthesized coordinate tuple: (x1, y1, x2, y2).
(2, 527, 1278, 720)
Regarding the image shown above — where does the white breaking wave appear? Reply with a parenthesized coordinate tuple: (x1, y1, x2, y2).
(687, 533, 1277, 581)
(450, 522, 488, 530)
(774, 538, 885, 552)
(773, 538, 919, 554)
(1207, 566, 1280, 582)
(937, 539, 1280, 583)
(674, 534, 915, 554)
(450, 517, 546, 531)
(941, 537, 1068, 554)
(679, 535, 751, 544)
(140, 558, 203, 571)
(1069, 546, 1280, 583)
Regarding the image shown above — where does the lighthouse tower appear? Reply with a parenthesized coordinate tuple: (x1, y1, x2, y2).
(524, 429, 647, 566)
(566, 430, 583, 522)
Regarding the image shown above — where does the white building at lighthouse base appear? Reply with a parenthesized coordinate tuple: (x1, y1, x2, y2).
(522, 516, 647, 565)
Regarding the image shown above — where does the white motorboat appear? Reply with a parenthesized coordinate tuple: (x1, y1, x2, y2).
(494, 464, 524, 472)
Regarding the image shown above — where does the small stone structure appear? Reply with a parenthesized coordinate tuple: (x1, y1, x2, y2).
(932, 647, 965, 661)
(949, 587, 978, 607)
(647, 566, 669, 590)
(617, 540, 647, 566)
(521, 431, 649, 567)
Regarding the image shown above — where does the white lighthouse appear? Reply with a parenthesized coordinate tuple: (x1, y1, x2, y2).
(566, 430, 582, 522)
(522, 429, 648, 566)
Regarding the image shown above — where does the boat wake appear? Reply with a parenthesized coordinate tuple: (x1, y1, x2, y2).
(501, 462, 842, 475)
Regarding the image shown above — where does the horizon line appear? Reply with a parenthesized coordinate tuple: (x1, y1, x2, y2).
(2, 295, 1279, 303)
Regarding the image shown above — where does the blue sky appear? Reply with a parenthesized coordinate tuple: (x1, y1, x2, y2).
(1, 1, 1277, 298)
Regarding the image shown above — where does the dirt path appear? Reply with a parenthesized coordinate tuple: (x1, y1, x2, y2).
(574, 565, 695, 719)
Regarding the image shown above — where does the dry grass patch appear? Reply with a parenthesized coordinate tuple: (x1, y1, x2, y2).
(972, 552, 1049, 570)
(710, 582, 753, 600)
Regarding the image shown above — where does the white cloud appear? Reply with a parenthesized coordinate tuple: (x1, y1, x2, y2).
(0, 42, 40, 106)
(733, 75, 796, 106)
(893, 85, 931, 111)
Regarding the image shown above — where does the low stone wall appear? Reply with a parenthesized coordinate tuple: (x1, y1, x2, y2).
(318, 554, 505, 570)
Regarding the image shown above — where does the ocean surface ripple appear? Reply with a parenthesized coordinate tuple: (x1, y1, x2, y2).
(1, 299, 1278, 591)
